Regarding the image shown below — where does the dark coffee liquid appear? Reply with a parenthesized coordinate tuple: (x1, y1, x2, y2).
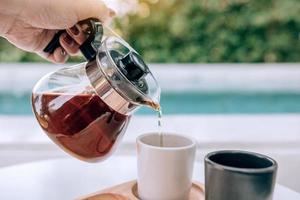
(32, 92, 130, 162)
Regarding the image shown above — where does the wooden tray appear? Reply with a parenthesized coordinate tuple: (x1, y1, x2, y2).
(79, 180, 204, 200)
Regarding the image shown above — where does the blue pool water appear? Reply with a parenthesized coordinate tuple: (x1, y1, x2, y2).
(1, 92, 300, 115)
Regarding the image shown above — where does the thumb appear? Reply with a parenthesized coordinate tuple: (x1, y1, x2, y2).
(75, 0, 115, 24)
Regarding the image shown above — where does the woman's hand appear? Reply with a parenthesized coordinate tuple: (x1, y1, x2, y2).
(0, 0, 115, 63)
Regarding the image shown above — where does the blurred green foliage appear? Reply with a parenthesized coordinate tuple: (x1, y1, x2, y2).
(0, 0, 299, 63)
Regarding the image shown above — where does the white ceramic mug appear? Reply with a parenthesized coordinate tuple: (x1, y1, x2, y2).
(136, 133, 197, 200)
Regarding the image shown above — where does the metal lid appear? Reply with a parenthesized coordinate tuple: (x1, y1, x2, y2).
(96, 35, 160, 109)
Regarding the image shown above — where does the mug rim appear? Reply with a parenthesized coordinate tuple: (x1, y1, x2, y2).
(136, 132, 197, 151)
(205, 150, 278, 173)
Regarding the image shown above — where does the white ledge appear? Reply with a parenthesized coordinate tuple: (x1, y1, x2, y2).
(1, 114, 299, 147)
(0, 63, 300, 92)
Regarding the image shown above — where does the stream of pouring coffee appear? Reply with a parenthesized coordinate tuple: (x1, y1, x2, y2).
(142, 101, 164, 147)
(158, 108, 163, 147)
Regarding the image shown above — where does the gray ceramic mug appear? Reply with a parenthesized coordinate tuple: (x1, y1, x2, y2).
(205, 150, 277, 200)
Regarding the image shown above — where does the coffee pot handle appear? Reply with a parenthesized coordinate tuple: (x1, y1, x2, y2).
(43, 18, 103, 61)
(43, 30, 64, 54)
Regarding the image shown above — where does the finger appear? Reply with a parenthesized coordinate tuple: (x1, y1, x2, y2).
(33, 29, 57, 54)
(66, 24, 87, 46)
(59, 32, 80, 56)
(36, 50, 58, 63)
(76, 0, 116, 23)
(34, 30, 70, 63)
(52, 47, 69, 63)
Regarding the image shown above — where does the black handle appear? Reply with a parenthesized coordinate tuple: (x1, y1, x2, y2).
(79, 19, 103, 61)
(43, 19, 103, 61)
(43, 30, 65, 54)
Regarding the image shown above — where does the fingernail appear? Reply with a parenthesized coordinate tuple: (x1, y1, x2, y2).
(70, 25, 79, 35)
(63, 34, 73, 45)
(61, 49, 66, 56)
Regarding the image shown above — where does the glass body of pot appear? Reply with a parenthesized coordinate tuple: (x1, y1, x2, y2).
(32, 55, 143, 163)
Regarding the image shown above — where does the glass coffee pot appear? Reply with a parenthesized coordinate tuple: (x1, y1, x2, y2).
(31, 19, 160, 162)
